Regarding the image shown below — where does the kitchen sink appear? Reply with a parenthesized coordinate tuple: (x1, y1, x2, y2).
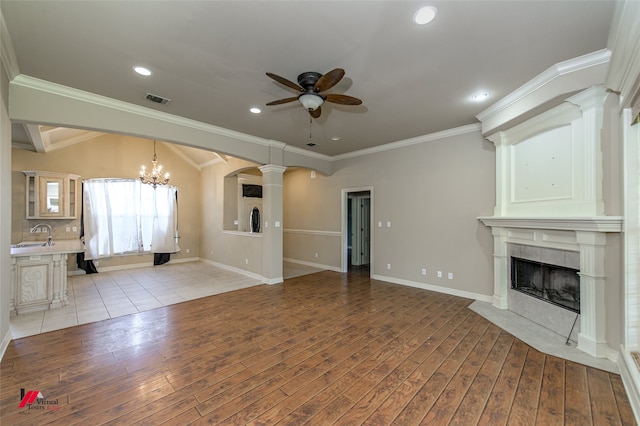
(11, 242, 49, 248)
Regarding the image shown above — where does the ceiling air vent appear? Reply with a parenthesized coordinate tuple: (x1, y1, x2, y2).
(145, 93, 171, 105)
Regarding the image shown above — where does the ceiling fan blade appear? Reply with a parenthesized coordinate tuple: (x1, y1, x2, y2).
(266, 97, 299, 106)
(324, 94, 363, 105)
(266, 72, 303, 91)
(314, 68, 345, 92)
(309, 106, 322, 119)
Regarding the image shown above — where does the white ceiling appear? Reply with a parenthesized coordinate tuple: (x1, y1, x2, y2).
(2, 1, 617, 162)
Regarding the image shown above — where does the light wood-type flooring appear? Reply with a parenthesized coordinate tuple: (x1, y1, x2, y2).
(0, 267, 635, 425)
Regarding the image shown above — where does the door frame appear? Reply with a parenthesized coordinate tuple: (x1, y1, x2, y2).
(341, 186, 374, 274)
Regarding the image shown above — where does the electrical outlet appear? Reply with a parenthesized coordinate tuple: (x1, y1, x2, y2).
(315, 253, 319, 258)
(378, 221, 382, 228)
(437, 270, 442, 278)
(66, 226, 71, 232)
(245, 258, 249, 264)
(448, 272, 453, 280)
(421, 268, 427, 276)
(386, 221, 391, 228)
(387, 263, 391, 270)
(186, 248, 190, 254)
(72, 226, 77, 232)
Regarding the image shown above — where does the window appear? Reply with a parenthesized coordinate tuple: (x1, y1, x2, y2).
(82, 179, 179, 260)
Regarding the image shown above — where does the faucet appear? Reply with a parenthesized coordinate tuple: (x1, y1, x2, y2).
(30, 223, 54, 246)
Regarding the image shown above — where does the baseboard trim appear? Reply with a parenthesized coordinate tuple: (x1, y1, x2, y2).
(0, 329, 12, 361)
(283, 258, 342, 273)
(618, 347, 640, 423)
(371, 274, 493, 303)
(199, 258, 266, 283)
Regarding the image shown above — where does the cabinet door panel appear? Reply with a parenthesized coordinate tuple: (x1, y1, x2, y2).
(17, 263, 51, 305)
(38, 177, 65, 217)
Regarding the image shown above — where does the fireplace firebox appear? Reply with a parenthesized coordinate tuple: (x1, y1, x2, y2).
(511, 257, 580, 313)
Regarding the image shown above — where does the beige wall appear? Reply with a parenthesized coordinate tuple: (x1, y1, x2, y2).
(11, 134, 201, 272)
(283, 129, 497, 298)
(200, 157, 264, 275)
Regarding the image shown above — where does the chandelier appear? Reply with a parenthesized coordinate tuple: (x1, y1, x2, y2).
(139, 140, 170, 188)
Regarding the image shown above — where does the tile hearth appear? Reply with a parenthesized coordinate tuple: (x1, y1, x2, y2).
(470, 300, 617, 373)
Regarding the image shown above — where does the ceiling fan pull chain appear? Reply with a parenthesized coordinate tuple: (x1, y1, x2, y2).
(309, 115, 312, 140)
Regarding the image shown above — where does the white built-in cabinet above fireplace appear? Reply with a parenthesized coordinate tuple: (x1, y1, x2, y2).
(486, 86, 608, 218)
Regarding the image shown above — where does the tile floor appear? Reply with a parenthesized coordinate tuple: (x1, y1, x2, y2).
(10, 260, 324, 339)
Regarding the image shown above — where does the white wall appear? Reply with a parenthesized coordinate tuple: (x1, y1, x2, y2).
(0, 46, 11, 357)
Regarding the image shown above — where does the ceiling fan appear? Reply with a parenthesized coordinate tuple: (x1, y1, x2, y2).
(266, 68, 362, 118)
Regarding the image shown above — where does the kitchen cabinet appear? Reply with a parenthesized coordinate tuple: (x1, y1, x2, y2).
(10, 239, 84, 316)
(24, 171, 80, 219)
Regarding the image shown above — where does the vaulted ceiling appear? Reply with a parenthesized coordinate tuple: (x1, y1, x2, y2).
(2, 1, 617, 163)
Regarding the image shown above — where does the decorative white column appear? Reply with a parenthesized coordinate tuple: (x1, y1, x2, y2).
(576, 230, 609, 358)
(491, 227, 509, 309)
(258, 165, 286, 284)
(9, 259, 16, 316)
(50, 254, 63, 308)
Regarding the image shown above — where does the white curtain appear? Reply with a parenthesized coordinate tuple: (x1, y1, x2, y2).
(83, 179, 179, 260)
(151, 185, 180, 253)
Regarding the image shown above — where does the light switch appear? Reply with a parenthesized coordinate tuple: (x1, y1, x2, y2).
(386, 221, 391, 228)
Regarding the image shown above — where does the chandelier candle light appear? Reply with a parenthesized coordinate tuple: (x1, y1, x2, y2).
(140, 140, 170, 188)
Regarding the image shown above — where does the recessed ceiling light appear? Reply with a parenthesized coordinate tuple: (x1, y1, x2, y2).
(471, 91, 491, 102)
(414, 6, 437, 25)
(133, 66, 152, 76)
(331, 136, 341, 141)
(250, 107, 261, 114)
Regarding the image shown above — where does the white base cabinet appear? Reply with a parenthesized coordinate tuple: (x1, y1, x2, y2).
(10, 253, 69, 316)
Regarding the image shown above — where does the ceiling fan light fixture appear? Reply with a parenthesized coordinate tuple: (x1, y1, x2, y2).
(298, 93, 324, 111)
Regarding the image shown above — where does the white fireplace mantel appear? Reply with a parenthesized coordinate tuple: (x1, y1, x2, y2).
(478, 216, 623, 233)
(478, 215, 623, 360)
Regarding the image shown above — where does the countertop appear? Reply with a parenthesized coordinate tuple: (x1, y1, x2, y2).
(10, 239, 85, 257)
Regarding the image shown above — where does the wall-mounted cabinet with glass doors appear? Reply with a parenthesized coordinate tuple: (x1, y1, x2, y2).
(23, 171, 80, 219)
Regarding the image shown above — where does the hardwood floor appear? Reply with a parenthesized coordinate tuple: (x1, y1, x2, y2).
(1, 268, 635, 425)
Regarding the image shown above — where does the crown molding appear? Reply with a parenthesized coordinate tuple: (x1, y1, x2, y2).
(477, 49, 611, 135)
(477, 49, 611, 122)
(605, 0, 640, 106)
(283, 143, 332, 162)
(164, 143, 203, 171)
(331, 123, 481, 161)
(0, 10, 20, 80)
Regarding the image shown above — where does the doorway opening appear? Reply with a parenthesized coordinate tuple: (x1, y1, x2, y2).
(342, 187, 373, 274)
